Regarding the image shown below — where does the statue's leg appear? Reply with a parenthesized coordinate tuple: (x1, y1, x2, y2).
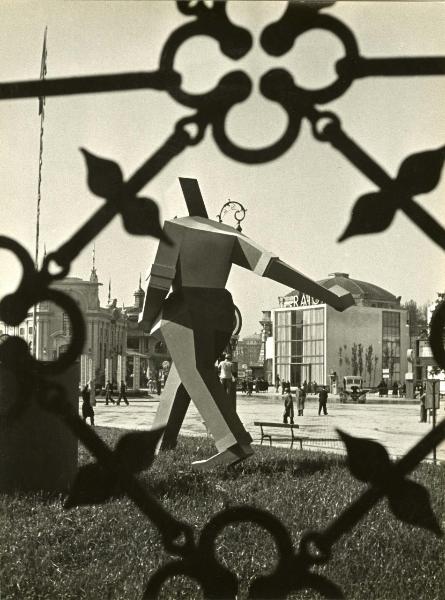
(161, 318, 253, 468)
(151, 362, 191, 451)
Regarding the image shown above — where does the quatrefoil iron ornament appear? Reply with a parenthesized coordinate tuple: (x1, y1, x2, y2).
(159, 1, 360, 162)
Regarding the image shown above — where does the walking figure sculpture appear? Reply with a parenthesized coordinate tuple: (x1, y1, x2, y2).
(139, 178, 354, 469)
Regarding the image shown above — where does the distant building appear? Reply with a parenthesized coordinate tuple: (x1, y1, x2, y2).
(123, 277, 170, 389)
(233, 333, 263, 378)
(0, 265, 127, 387)
(262, 273, 409, 389)
(410, 293, 445, 393)
(0, 267, 174, 391)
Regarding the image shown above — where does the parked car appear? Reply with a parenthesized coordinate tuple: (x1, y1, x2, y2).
(343, 376, 363, 393)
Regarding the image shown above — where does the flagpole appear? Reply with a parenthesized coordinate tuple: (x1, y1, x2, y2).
(32, 27, 47, 358)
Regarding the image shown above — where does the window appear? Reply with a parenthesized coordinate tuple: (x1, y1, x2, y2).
(382, 311, 401, 383)
(62, 313, 72, 336)
(127, 337, 139, 350)
(19, 327, 25, 336)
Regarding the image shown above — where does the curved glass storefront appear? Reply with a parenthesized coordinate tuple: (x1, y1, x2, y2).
(275, 306, 325, 386)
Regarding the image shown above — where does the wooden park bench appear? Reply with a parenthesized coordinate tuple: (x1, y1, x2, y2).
(254, 421, 304, 449)
(254, 421, 341, 450)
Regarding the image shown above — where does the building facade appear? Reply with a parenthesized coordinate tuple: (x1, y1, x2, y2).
(233, 333, 263, 379)
(123, 278, 171, 389)
(0, 268, 174, 390)
(0, 267, 127, 387)
(264, 273, 409, 389)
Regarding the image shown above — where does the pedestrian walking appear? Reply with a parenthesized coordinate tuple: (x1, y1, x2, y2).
(247, 378, 253, 396)
(219, 353, 234, 397)
(275, 374, 281, 393)
(296, 384, 305, 416)
(105, 380, 114, 405)
(283, 390, 294, 424)
(81, 384, 95, 426)
(419, 385, 427, 422)
(301, 384, 307, 413)
(117, 380, 129, 406)
(318, 386, 328, 416)
(392, 381, 399, 397)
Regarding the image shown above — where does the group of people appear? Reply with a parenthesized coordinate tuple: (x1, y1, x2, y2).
(276, 376, 319, 395)
(283, 384, 329, 424)
(240, 377, 269, 395)
(81, 380, 129, 427)
(104, 380, 129, 406)
(377, 380, 406, 397)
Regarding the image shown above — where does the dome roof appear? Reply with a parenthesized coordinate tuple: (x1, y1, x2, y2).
(286, 273, 400, 307)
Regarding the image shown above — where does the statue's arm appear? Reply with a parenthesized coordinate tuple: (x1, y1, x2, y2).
(232, 236, 354, 312)
(139, 223, 181, 327)
(263, 258, 354, 312)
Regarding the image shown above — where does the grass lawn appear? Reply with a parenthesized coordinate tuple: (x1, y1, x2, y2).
(1, 427, 444, 600)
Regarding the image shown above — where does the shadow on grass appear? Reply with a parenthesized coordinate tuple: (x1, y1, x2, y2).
(142, 441, 347, 501)
(225, 451, 346, 479)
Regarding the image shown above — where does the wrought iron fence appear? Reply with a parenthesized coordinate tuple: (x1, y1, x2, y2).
(0, 2, 444, 598)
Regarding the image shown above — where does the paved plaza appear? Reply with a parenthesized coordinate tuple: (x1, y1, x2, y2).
(84, 393, 445, 463)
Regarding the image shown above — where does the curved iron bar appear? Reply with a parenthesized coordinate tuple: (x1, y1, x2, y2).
(0, 236, 85, 377)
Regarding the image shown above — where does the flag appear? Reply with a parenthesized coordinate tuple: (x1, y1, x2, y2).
(38, 27, 47, 115)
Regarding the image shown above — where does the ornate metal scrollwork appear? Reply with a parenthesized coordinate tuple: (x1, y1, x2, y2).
(0, 2, 444, 598)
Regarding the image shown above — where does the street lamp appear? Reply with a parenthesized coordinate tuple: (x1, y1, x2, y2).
(217, 200, 246, 232)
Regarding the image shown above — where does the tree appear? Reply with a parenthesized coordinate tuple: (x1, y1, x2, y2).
(358, 343, 363, 377)
(351, 343, 358, 376)
(402, 299, 428, 346)
(338, 347, 343, 380)
(344, 345, 350, 370)
(373, 355, 379, 386)
(365, 345, 373, 385)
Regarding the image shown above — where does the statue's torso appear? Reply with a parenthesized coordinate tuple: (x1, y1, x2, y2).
(166, 217, 236, 289)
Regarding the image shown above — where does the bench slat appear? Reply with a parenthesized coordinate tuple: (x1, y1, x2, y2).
(254, 421, 299, 428)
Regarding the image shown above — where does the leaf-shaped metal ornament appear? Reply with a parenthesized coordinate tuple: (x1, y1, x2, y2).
(81, 148, 123, 200)
(115, 428, 165, 474)
(338, 191, 397, 242)
(388, 479, 443, 536)
(64, 463, 117, 509)
(120, 196, 170, 243)
(396, 146, 445, 196)
(338, 430, 392, 485)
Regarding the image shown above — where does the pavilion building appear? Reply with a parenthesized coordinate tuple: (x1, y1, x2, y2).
(262, 273, 409, 389)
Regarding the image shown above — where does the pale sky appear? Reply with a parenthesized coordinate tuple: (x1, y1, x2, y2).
(1, 1, 444, 336)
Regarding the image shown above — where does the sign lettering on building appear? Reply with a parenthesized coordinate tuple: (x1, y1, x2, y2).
(278, 293, 321, 308)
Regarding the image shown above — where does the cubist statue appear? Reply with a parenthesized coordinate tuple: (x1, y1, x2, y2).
(139, 178, 354, 469)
